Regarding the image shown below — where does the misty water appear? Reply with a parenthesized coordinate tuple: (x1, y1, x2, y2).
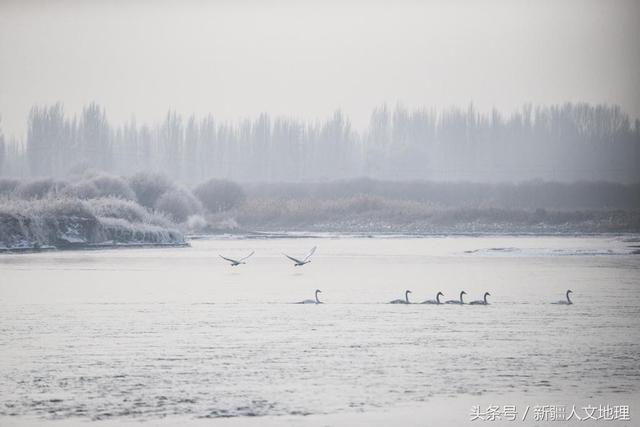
(1, 235, 639, 424)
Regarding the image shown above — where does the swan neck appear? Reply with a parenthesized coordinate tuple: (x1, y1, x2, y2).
(459, 292, 464, 303)
(405, 291, 410, 303)
(566, 292, 572, 304)
(315, 291, 320, 304)
(484, 293, 488, 304)
(436, 294, 441, 304)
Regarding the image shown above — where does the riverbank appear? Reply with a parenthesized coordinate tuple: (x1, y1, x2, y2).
(0, 197, 185, 251)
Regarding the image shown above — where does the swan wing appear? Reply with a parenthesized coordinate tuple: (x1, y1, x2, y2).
(283, 253, 304, 264)
(239, 250, 255, 262)
(219, 255, 239, 264)
(303, 246, 317, 262)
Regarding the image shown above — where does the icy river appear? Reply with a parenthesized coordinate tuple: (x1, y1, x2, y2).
(1, 235, 639, 426)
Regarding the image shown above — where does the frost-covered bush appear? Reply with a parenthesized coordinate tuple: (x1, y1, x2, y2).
(128, 172, 174, 208)
(0, 178, 20, 196)
(88, 197, 170, 227)
(59, 172, 135, 200)
(15, 178, 68, 200)
(0, 196, 98, 248)
(87, 173, 136, 200)
(0, 196, 94, 219)
(97, 216, 184, 245)
(61, 181, 100, 199)
(185, 214, 208, 232)
(194, 179, 245, 213)
(0, 195, 183, 249)
(155, 188, 202, 223)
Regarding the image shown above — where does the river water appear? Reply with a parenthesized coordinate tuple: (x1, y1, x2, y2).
(1, 235, 639, 425)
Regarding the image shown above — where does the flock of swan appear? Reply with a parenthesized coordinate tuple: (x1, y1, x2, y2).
(388, 290, 492, 305)
(386, 290, 491, 305)
(294, 289, 573, 305)
(218, 246, 575, 306)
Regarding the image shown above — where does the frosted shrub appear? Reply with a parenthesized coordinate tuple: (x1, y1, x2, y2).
(155, 188, 203, 223)
(88, 173, 136, 200)
(194, 179, 245, 213)
(128, 172, 174, 208)
(62, 181, 100, 199)
(185, 214, 207, 232)
(15, 178, 68, 200)
(88, 197, 170, 227)
(0, 178, 20, 196)
(42, 197, 95, 218)
(98, 216, 184, 245)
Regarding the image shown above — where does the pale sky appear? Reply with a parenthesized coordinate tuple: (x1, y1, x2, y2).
(0, 0, 639, 138)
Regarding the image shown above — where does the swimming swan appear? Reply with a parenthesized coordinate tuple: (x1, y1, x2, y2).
(283, 246, 317, 267)
(552, 289, 573, 305)
(469, 292, 491, 305)
(445, 291, 466, 304)
(298, 289, 322, 304)
(422, 291, 444, 304)
(390, 290, 412, 304)
(219, 250, 255, 266)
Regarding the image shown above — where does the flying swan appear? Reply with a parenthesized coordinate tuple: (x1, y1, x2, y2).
(552, 289, 573, 305)
(297, 289, 322, 304)
(422, 291, 444, 304)
(283, 246, 317, 267)
(469, 292, 491, 305)
(219, 250, 255, 266)
(445, 291, 466, 305)
(390, 290, 412, 304)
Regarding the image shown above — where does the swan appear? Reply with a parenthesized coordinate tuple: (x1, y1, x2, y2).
(297, 289, 322, 304)
(390, 290, 412, 304)
(552, 289, 573, 305)
(469, 292, 491, 305)
(445, 291, 466, 304)
(422, 291, 444, 304)
(283, 246, 317, 267)
(219, 250, 255, 266)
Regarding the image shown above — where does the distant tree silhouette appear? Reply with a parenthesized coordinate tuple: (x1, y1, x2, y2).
(6, 102, 639, 183)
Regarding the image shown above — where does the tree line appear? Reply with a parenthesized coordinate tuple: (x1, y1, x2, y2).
(1, 102, 639, 183)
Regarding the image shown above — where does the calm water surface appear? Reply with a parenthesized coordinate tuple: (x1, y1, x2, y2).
(0, 235, 639, 423)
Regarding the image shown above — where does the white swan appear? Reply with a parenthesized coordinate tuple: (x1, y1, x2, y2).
(552, 289, 573, 305)
(469, 292, 491, 305)
(283, 246, 317, 267)
(390, 290, 412, 304)
(219, 250, 254, 266)
(298, 289, 322, 304)
(422, 291, 444, 304)
(445, 291, 466, 304)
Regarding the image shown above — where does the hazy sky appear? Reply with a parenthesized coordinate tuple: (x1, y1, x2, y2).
(1, 0, 639, 138)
